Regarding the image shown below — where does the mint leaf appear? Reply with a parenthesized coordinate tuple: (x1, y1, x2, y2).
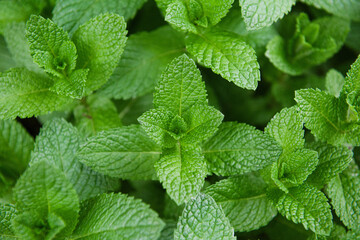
(174, 193, 236, 240)
(203, 122, 281, 176)
(13, 161, 80, 238)
(31, 118, 119, 201)
(186, 29, 260, 90)
(325, 69, 344, 98)
(205, 174, 277, 232)
(71, 193, 165, 239)
(239, 0, 296, 30)
(155, 145, 206, 205)
(165, 0, 198, 33)
(53, 0, 146, 36)
(153, 54, 207, 115)
(78, 125, 160, 180)
(295, 88, 360, 145)
(269, 184, 333, 236)
(0, 203, 16, 238)
(73, 13, 127, 92)
(99, 26, 185, 100)
(0, 68, 71, 119)
(342, 55, 360, 115)
(0, 38, 16, 72)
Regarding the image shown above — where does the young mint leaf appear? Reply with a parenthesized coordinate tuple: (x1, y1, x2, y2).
(239, 0, 296, 30)
(50, 68, 88, 99)
(0, 203, 16, 238)
(186, 29, 260, 90)
(153, 54, 207, 115)
(174, 193, 236, 240)
(72, 13, 127, 93)
(325, 69, 344, 98)
(301, 0, 360, 21)
(78, 125, 161, 180)
(31, 118, 119, 201)
(306, 142, 353, 188)
(265, 107, 304, 154)
(71, 193, 165, 239)
(342, 55, 360, 115)
(326, 165, 360, 231)
(205, 174, 277, 232)
(13, 161, 80, 238)
(156, 145, 206, 205)
(268, 184, 333, 236)
(73, 94, 122, 137)
(53, 0, 146, 36)
(165, 0, 198, 33)
(99, 26, 185, 100)
(0, 68, 71, 119)
(295, 88, 360, 145)
(203, 122, 282, 176)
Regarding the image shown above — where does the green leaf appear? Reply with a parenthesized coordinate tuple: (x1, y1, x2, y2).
(71, 193, 165, 239)
(301, 0, 360, 21)
(165, 0, 198, 33)
(0, 203, 16, 239)
(78, 125, 160, 180)
(0, 38, 16, 72)
(74, 94, 122, 137)
(174, 193, 236, 240)
(295, 88, 360, 145)
(13, 161, 80, 238)
(31, 118, 119, 201)
(265, 107, 304, 154)
(186, 29, 260, 90)
(203, 122, 282, 176)
(153, 54, 207, 115)
(72, 13, 127, 92)
(269, 184, 333, 236)
(0, 68, 71, 119)
(326, 166, 360, 231)
(155, 144, 206, 205)
(325, 69, 344, 98)
(306, 142, 353, 188)
(53, 0, 146, 36)
(205, 174, 277, 232)
(159, 219, 177, 240)
(99, 26, 185, 99)
(239, 0, 296, 30)
(342, 55, 360, 115)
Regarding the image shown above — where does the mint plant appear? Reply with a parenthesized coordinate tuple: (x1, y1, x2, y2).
(1, 0, 360, 239)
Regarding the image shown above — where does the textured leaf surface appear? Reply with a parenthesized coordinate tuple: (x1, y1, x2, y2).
(186, 29, 260, 90)
(269, 184, 333, 235)
(73, 13, 127, 92)
(13, 161, 80, 237)
(78, 125, 160, 180)
(31, 118, 119, 201)
(153, 54, 207, 115)
(325, 69, 344, 98)
(99, 26, 185, 99)
(205, 174, 277, 232)
(174, 193, 236, 240)
(0, 203, 16, 238)
(0, 68, 71, 119)
(342, 55, 360, 115)
(155, 145, 206, 205)
(295, 89, 360, 145)
(203, 122, 281, 176)
(165, 0, 198, 33)
(239, 0, 296, 30)
(53, 0, 146, 36)
(71, 193, 165, 239)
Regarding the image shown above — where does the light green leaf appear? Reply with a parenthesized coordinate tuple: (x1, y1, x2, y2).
(306, 142, 352, 188)
(239, 0, 296, 30)
(325, 69, 344, 98)
(53, 0, 146, 36)
(0, 38, 16, 72)
(174, 193, 236, 240)
(265, 107, 304, 154)
(78, 125, 160, 180)
(295, 88, 360, 145)
(155, 144, 206, 205)
(165, 0, 198, 33)
(50, 68, 88, 99)
(0, 203, 16, 239)
(153, 54, 207, 115)
(269, 184, 333, 236)
(99, 26, 185, 99)
(205, 174, 277, 232)
(301, 0, 360, 21)
(71, 193, 165, 239)
(342, 55, 360, 115)
(186, 29, 260, 90)
(0, 68, 71, 119)
(31, 118, 119, 201)
(73, 13, 127, 92)
(203, 122, 282, 176)
(13, 161, 80, 237)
